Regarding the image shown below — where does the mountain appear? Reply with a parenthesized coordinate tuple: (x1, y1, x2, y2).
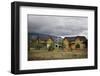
(28, 32, 62, 42)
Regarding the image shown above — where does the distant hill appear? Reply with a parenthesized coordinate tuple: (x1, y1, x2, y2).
(28, 32, 62, 43)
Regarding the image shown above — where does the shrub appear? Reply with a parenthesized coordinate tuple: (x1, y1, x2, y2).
(76, 44, 80, 48)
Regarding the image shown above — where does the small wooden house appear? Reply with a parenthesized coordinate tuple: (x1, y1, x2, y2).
(31, 35, 54, 49)
(63, 36, 87, 50)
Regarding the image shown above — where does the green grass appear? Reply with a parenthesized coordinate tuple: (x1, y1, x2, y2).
(28, 49, 88, 61)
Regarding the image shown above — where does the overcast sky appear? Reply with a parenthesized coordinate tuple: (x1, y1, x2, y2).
(28, 14, 88, 38)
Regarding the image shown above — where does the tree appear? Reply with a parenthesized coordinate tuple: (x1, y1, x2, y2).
(48, 43, 54, 51)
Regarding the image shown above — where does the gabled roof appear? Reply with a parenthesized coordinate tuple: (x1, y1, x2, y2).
(38, 36, 53, 41)
(64, 37, 76, 41)
(76, 36, 87, 41)
(63, 36, 87, 42)
(31, 35, 54, 41)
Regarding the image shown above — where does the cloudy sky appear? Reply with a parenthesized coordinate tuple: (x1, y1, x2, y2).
(28, 14, 88, 38)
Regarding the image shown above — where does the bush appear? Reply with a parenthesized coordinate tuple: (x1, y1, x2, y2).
(48, 44, 54, 51)
(76, 44, 80, 48)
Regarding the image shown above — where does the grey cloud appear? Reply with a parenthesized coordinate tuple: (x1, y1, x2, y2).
(28, 14, 88, 38)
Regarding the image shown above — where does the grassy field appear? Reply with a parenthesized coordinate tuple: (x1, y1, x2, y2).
(28, 49, 88, 61)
